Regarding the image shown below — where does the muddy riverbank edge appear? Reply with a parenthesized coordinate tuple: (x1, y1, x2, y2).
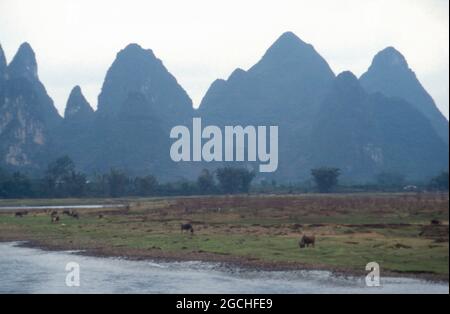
(1, 237, 448, 284)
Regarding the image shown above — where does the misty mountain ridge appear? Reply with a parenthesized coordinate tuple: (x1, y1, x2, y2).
(64, 86, 94, 122)
(310, 71, 447, 180)
(199, 32, 335, 124)
(360, 47, 449, 144)
(0, 43, 61, 172)
(0, 32, 448, 182)
(0, 45, 7, 82)
(97, 43, 193, 126)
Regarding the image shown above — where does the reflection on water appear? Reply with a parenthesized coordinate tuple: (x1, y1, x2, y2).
(0, 242, 447, 294)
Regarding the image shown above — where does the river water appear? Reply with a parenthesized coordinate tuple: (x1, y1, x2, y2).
(0, 204, 125, 211)
(0, 242, 447, 294)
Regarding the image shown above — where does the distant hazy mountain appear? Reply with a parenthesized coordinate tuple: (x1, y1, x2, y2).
(199, 35, 448, 181)
(0, 45, 7, 82)
(0, 45, 6, 103)
(199, 32, 336, 180)
(55, 86, 94, 165)
(64, 86, 94, 124)
(200, 32, 335, 124)
(73, 44, 193, 178)
(360, 47, 449, 144)
(0, 36, 448, 182)
(310, 72, 448, 181)
(0, 43, 61, 173)
(97, 43, 193, 127)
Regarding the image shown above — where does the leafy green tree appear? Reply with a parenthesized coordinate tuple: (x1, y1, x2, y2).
(179, 180, 196, 195)
(46, 156, 75, 178)
(311, 167, 341, 193)
(44, 156, 86, 197)
(241, 169, 255, 193)
(197, 169, 216, 194)
(0, 168, 8, 197)
(216, 167, 255, 194)
(0, 171, 32, 198)
(106, 169, 130, 197)
(134, 175, 159, 196)
(65, 172, 87, 197)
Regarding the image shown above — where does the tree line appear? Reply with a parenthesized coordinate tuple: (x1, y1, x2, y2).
(0, 156, 256, 198)
(0, 156, 448, 199)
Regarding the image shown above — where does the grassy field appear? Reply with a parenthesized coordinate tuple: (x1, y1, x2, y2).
(0, 193, 448, 279)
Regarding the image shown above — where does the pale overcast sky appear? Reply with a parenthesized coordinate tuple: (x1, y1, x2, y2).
(0, 0, 448, 118)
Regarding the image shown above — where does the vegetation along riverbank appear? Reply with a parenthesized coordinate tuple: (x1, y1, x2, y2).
(0, 193, 448, 281)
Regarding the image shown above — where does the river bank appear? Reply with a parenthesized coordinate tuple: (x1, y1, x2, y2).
(0, 194, 448, 282)
(0, 242, 448, 294)
(5, 238, 447, 283)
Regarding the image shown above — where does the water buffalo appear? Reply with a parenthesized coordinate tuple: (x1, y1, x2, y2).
(181, 223, 194, 234)
(299, 235, 315, 248)
(71, 212, 79, 219)
(14, 211, 28, 218)
(64, 210, 79, 219)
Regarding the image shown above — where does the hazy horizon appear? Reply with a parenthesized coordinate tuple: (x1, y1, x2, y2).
(0, 0, 448, 119)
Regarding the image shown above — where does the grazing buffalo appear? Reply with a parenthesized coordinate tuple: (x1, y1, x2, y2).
(64, 210, 79, 219)
(51, 215, 60, 223)
(299, 235, 316, 248)
(15, 211, 28, 218)
(181, 223, 194, 234)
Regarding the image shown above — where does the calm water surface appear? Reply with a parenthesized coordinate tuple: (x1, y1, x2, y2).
(0, 204, 124, 211)
(0, 242, 447, 294)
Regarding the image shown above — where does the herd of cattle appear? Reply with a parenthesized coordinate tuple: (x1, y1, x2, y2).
(14, 209, 79, 223)
(14, 209, 316, 250)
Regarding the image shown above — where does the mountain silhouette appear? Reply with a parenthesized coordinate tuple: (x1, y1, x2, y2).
(0, 35, 447, 182)
(67, 44, 192, 178)
(360, 47, 449, 144)
(0, 43, 61, 173)
(198, 32, 337, 180)
(310, 71, 448, 181)
(97, 43, 193, 127)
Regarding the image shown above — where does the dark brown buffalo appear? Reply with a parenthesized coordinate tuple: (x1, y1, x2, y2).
(181, 223, 194, 234)
(14, 211, 28, 217)
(299, 235, 316, 248)
(64, 210, 79, 219)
